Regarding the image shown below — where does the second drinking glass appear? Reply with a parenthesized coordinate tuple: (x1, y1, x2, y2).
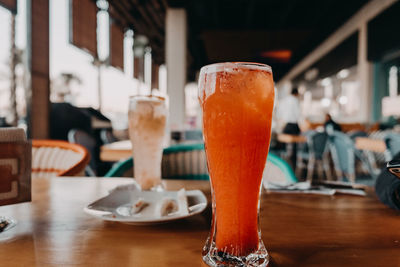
(128, 95, 167, 190)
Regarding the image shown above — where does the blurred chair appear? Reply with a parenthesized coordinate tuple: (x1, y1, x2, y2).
(105, 143, 209, 180)
(352, 130, 382, 176)
(348, 130, 368, 140)
(328, 131, 375, 183)
(384, 132, 400, 161)
(269, 131, 288, 159)
(68, 129, 97, 176)
(32, 140, 89, 178)
(104, 157, 133, 178)
(368, 130, 388, 165)
(106, 147, 297, 186)
(100, 129, 118, 145)
(183, 130, 203, 141)
(263, 152, 298, 184)
(49, 102, 92, 141)
(162, 143, 208, 179)
(296, 131, 331, 182)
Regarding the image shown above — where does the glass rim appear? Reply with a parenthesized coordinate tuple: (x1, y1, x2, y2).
(200, 62, 272, 75)
(129, 94, 166, 101)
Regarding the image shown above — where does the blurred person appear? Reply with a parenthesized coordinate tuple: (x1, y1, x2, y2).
(375, 152, 400, 211)
(379, 115, 398, 130)
(278, 88, 301, 169)
(49, 102, 113, 176)
(324, 113, 341, 133)
(280, 88, 301, 135)
(49, 102, 91, 140)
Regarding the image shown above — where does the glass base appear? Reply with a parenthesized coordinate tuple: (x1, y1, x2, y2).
(202, 239, 269, 267)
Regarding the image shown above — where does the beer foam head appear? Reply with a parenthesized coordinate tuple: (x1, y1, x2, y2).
(129, 95, 167, 118)
(198, 62, 272, 103)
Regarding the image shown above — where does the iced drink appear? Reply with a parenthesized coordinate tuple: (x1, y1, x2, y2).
(128, 95, 167, 190)
(199, 63, 274, 266)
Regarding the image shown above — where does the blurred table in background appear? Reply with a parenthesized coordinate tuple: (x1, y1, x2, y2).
(355, 137, 386, 153)
(307, 122, 367, 133)
(100, 140, 132, 161)
(277, 134, 307, 144)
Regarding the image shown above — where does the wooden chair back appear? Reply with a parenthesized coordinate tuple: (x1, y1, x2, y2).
(32, 140, 90, 178)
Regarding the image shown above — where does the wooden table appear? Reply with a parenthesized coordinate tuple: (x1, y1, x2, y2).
(355, 137, 387, 153)
(100, 140, 132, 161)
(1, 177, 399, 266)
(277, 134, 307, 144)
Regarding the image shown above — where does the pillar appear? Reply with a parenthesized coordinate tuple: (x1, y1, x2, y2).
(26, 0, 50, 138)
(166, 8, 187, 130)
(357, 22, 373, 123)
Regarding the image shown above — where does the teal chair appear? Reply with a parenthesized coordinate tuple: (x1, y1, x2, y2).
(296, 131, 331, 182)
(329, 131, 376, 183)
(105, 143, 297, 183)
(104, 143, 209, 180)
(162, 143, 208, 180)
(384, 132, 400, 161)
(264, 152, 298, 184)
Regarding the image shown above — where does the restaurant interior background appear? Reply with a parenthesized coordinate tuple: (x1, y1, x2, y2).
(0, 0, 399, 178)
(1, 1, 400, 266)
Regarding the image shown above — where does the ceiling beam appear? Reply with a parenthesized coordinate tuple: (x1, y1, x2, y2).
(109, 0, 144, 32)
(131, 0, 164, 31)
(108, 0, 165, 63)
(148, 0, 166, 29)
(277, 0, 398, 86)
(159, 0, 168, 10)
(123, 0, 164, 40)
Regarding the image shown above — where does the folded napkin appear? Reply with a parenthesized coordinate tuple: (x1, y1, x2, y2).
(264, 180, 367, 196)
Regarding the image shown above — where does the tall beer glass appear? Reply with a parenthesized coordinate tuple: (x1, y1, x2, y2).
(199, 63, 274, 266)
(128, 95, 167, 190)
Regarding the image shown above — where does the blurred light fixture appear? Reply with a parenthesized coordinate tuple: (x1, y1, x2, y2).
(134, 35, 149, 57)
(260, 50, 292, 63)
(321, 98, 331, 107)
(304, 68, 319, 81)
(338, 95, 348, 105)
(144, 47, 152, 91)
(96, 0, 109, 10)
(298, 84, 306, 94)
(337, 69, 350, 79)
(321, 78, 332, 87)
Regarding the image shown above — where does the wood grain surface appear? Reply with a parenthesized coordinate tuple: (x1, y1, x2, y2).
(0, 177, 399, 267)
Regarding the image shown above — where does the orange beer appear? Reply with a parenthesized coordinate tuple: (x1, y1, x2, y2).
(199, 63, 274, 265)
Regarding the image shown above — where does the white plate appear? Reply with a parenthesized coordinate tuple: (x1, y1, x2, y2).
(84, 182, 208, 225)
